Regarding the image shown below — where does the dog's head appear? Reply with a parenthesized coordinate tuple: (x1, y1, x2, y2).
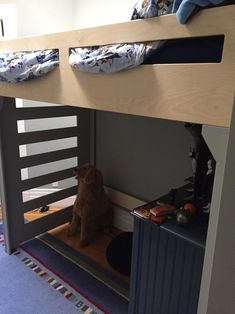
(74, 163, 103, 185)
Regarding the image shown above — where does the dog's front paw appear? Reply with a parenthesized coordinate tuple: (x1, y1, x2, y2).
(79, 237, 92, 247)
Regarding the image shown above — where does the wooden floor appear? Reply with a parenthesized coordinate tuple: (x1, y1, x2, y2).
(50, 222, 130, 284)
(1, 207, 130, 284)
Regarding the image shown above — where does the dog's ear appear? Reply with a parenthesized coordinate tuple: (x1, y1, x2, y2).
(84, 167, 95, 184)
(74, 163, 90, 180)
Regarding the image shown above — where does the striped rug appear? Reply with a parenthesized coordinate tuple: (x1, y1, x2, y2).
(22, 234, 129, 313)
(0, 232, 105, 314)
(38, 232, 129, 299)
(0, 228, 129, 314)
(14, 247, 106, 314)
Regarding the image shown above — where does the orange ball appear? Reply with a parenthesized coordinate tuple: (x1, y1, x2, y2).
(183, 203, 196, 215)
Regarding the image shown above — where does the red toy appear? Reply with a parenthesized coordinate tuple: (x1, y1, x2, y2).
(183, 202, 196, 216)
(150, 203, 176, 217)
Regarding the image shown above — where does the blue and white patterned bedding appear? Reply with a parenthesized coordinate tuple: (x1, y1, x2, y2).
(131, 0, 173, 19)
(69, 0, 227, 74)
(69, 1, 173, 74)
(0, 0, 227, 81)
(0, 49, 59, 83)
(131, 0, 225, 23)
(69, 41, 164, 73)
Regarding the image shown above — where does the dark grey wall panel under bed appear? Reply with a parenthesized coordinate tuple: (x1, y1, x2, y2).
(96, 111, 193, 201)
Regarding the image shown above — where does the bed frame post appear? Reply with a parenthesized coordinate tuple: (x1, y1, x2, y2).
(0, 97, 23, 253)
(0, 99, 94, 254)
(198, 97, 235, 314)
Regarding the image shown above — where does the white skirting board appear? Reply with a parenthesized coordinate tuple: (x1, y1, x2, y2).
(23, 186, 145, 232)
(111, 204, 133, 232)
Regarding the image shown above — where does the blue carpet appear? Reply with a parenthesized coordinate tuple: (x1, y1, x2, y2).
(0, 238, 93, 314)
(0, 224, 129, 314)
(21, 236, 129, 314)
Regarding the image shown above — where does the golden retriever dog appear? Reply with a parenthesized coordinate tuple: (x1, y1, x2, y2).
(68, 163, 112, 247)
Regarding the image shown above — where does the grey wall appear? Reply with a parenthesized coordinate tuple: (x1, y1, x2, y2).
(0, 0, 74, 37)
(72, 0, 136, 28)
(96, 111, 192, 201)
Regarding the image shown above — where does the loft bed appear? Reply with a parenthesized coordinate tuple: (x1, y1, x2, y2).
(0, 5, 234, 127)
(0, 5, 235, 314)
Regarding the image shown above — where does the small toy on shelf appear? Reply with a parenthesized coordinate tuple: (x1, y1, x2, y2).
(176, 210, 189, 225)
(150, 203, 176, 217)
(133, 201, 176, 224)
(183, 202, 196, 216)
(132, 188, 199, 227)
(176, 202, 197, 226)
(133, 207, 151, 219)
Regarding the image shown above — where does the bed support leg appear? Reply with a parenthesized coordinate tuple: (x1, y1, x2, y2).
(198, 98, 235, 314)
(0, 97, 22, 254)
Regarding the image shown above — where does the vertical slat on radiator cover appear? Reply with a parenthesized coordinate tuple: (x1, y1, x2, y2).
(0, 97, 91, 253)
(128, 218, 204, 314)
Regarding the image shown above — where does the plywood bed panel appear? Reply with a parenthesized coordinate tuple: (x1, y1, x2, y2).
(0, 6, 234, 127)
